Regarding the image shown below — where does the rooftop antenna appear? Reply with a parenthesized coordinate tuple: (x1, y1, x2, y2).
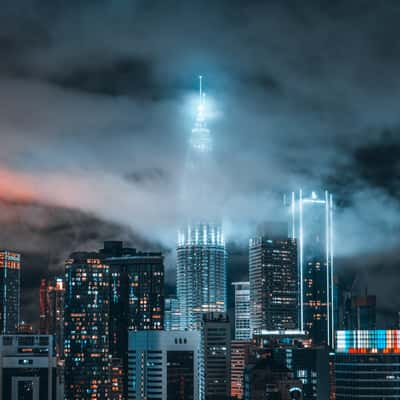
(199, 75, 203, 98)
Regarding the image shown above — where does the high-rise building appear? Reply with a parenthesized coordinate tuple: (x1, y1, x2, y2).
(99, 241, 164, 398)
(39, 279, 47, 333)
(335, 330, 400, 399)
(288, 191, 334, 347)
(177, 224, 226, 330)
(253, 332, 329, 400)
(244, 358, 303, 400)
(127, 330, 201, 400)
(231, 340, 253, 399)
(64, 253, 111, 400)
(349, 294, 376, 330)
(0, 251, 21, 334)
(201, 313, 231, 400)
(0, 334, 57, 400)
(39, 278, 65, 358)
(165, 297, 181, 331)
(249, 236, 299, 335)
(177, 78, 227, 331)
(232, 282, 251, 340)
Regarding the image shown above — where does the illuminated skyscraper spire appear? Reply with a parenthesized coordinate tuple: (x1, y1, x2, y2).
(177, 76, 227, 331)
(191, 75, 212, 153)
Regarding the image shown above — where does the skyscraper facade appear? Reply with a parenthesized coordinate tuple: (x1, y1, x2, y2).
(127, 330, 200, 400)
(39, 277, 65, 358)
(177, 78, 227, 331)
(288, 190, 334, 347)
(230, 340, 253, 399)
(0, 335, 57, 400)
(99, 241, 164, 352)
(99, 241, 164, 398)
(232, 282, 251, 340)
(335, 330, 400, 399)
(0, 251, 21, 334)
(201, 313, 231, 400)
(165, 297, 181, 331)
(177, 224, 226, 330)
(64, 253, 111, 400)
(249, 236, 299, 335)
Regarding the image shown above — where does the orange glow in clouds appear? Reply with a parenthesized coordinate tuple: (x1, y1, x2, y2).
(0, 167, 37, 203)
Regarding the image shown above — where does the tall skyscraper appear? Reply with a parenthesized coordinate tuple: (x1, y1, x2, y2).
(232, 282, 251, 340)
(99, 241, 164, 399)
(288, 190, 334, 347)
(0, 251, 21, 334)
(64, 253, 111, 400)
(335, 330, 400, 399)
(177, 78, 227, 331)
(39, 277, 65, 358)
(177, 224, 226, 330)
(201, 313, 231, 400)
(249, 236, 299, 335)
(127, 330, 201, 400)
(165, 297, 181, 331)
(230, 340, 253, 399)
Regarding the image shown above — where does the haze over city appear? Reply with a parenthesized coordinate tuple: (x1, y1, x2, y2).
(0, 1, 399, 328)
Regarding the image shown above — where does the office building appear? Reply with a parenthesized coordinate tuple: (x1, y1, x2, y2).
(254, 332, 329, 400)
(64, 253, 111, 400)
(127, 330, 200, 400)
(165, 297, 181, 331)
(350, 293, 376, 330)
(335, 330, 400, 399)
(201, 313, 231, 400)
(244, 357, 303, 400)
(231, 340, 253, 399)
(39, 278, 65, 358)
(177, 223, 226, 331)
(232, 282, 251, 340)
(0, 251, 21, 334)
(177, 78, 227, 331)
(99, 241, 164, 398)
(288, 191, 334, 347)
(0, 334, 57, 400)
(249, 236, 299, 335)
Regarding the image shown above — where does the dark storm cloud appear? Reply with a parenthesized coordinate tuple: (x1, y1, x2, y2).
(0, 0, 400, 324)
(0, 198, 161, 326)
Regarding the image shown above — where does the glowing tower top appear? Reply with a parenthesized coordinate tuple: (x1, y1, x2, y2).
(190, 75, 212, 153)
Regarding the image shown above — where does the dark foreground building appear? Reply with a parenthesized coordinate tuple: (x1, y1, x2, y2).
(127, 330, 200, 400)
(255, 333, 329, 400)
(335, 330, 400, 399)
(99, 241, 164, 398)
(0, 335, 57, 400)
(244, 357, 303, 400)
(201, 313, 231, 400)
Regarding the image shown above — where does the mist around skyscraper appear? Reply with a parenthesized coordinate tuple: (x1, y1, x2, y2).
(0, 79, 395, 400)
(1, 7, 400, 395)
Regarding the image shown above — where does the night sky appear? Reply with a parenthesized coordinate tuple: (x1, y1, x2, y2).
(0, 1, 399, 327)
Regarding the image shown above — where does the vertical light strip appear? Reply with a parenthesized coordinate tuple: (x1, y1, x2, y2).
(299, 189, 304, 333)
(291, 191, 296, 239)
(325, 190, 330, 346)
(330, 193, 334, 347)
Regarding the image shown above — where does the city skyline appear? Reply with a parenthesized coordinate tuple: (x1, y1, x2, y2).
(1, 2, 400, 399)
(0, 0, 398, 341)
